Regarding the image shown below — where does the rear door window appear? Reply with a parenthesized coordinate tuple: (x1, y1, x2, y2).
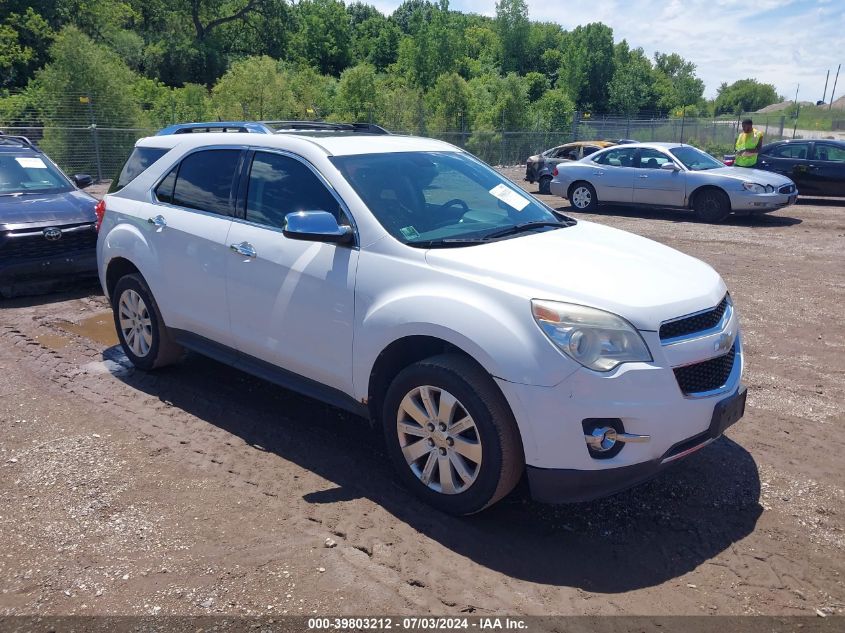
(109, 146, 168, 193)
(767, 143, 810, 160)
(813, 143, 845, 162)
(593, 147, 637, 167)
(170, 149, 241, 216)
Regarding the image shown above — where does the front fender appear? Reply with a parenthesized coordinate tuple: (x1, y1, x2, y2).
(352, 284, 580, 398)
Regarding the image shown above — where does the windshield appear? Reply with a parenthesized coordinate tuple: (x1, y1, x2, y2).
(331, 151, 569, 246)
(669, 146, 724, 171)
(0, 153, 71, 195)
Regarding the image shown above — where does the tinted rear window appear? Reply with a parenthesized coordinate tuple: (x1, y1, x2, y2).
(109, 146, 168, 193)
(170, 149, 241, 216)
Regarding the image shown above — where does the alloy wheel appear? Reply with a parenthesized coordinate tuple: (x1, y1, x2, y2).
(396, 385, 482, 495)
(118, 288, 153, 358)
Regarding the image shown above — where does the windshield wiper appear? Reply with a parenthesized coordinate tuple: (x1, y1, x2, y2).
(409, 237, 491, 248)
(483, 221, 569, 240)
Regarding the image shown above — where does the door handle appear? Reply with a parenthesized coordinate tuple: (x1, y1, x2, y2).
(147, 215, 167, 229)
(592, 171, 603, 176)
(229, 241, 257, 258)
(639, 174, 649, 178)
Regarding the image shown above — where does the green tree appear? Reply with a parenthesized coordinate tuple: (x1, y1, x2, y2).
(427, 72, 471, 132)
(396, 0, 459, 89)
(334, 62, 378, 120)
(495, 0, 529, 74)
(211, 55, 296, 119)
(608, 42, 655, 115)
(0, 8, 54, 88)
(529, 88, 574, 131)
(714, 78, 779, 115)
(290, 0, 353, 76)
(652, 51, 704, 113)
(559, 23, 614, 111)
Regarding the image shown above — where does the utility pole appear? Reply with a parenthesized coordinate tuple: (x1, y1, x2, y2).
(792, 84, 800, 140)
(822, 69, 830, 104)
(829, 64, 841, 111)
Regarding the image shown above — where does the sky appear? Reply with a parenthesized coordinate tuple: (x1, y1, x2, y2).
(370, 0, 845, 102)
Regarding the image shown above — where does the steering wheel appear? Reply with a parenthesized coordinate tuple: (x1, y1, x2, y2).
(439, 198, 470, 213)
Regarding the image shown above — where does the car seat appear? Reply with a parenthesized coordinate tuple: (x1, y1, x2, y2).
(644, 158, 659, 169)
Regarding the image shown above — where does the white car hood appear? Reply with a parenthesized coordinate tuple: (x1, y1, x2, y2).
(425, 220, 725, 331)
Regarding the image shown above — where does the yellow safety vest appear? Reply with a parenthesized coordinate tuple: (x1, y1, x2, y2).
(735, 129, 763, 167)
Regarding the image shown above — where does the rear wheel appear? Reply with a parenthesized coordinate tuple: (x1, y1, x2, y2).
(382, 354, 524, 515)
(112, 274, 183, 370)
(569, 181, 597, 211)
(693, 188, 731, 222)
(539, 175, 552, 195)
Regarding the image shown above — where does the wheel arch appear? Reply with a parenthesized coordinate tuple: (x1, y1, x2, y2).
(105, 257, 142, 304)
(688, 184, 731, 210)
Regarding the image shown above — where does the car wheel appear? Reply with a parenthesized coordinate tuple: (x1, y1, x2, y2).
(693, 188, 731, 222)
(112, 273, 184, 371)
(569, 181, 597, 211)
(382, 354, 524, 515)
(539, 175, 552, 195)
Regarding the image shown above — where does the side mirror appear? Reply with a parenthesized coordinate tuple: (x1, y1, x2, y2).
(660, 162, 680, 172)
(73, 174, 94, 188)
(283, 210, 353, 244)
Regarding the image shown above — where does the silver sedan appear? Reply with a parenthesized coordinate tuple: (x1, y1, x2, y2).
(549, 142, 798, 222)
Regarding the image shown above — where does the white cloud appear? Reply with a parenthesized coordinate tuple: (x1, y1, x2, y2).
(373, 0, 845, 102)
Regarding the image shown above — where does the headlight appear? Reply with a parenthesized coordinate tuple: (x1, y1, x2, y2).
(531, 300, 652, 372)
(742, 182, 767, 193)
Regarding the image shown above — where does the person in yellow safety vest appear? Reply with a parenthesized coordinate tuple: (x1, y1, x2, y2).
(735, 118, 763, 167)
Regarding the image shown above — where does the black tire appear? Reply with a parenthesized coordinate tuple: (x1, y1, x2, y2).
(538, 175, 552, 195)
(693, 188, 731, 222)
(111, 273, 184, 371)
(381, 354, 524, 515)
(568, 181, 598, 211)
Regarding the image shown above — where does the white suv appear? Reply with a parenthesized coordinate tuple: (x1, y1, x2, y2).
(96, 128, 746, 515)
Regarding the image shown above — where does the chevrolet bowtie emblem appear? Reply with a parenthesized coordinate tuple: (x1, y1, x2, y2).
(714, 330, 733, 352)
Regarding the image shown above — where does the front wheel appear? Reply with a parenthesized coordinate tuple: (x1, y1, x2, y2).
(112, 273, 184, 370)
(569, 181, 598, 211)
(693, 188, 731, 222)
(382, 354, 524, 515)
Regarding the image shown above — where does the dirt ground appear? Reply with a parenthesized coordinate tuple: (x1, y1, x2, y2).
(0, 172, 843, 618)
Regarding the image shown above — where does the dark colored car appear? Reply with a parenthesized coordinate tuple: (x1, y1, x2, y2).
(0, 136, 98, 297)
(755, 139, 845, 197)
(526, 141, 615, 194)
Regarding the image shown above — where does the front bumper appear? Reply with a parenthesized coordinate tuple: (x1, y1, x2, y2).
(728, 190, 797, 213)
(0, 250, 97, 297)
(526, 386, 746, 503)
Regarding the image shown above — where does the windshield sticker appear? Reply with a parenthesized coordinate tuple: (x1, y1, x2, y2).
(489, 183, 530, 211)
(400, 226, 420, 240)
(15, 157, 47, 169)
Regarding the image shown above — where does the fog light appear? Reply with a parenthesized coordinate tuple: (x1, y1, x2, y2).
(586, 426, 619, 452)
(582, 418, 650, 460)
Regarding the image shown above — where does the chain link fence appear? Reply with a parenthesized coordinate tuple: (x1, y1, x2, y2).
(0, 91, 797, 180)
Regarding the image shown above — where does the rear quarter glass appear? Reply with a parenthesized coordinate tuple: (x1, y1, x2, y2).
(108, 146, 169, 193)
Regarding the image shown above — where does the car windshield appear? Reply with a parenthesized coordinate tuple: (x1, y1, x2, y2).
(331, 151, 569, 247)
(0, 153, 71, 195)
(669, 146, 724, 171)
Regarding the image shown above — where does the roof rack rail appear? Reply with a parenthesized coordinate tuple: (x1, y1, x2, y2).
(0, 134, 40, 151)
(269, 121, 390, 135)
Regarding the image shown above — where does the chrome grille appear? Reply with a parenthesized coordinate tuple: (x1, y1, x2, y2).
(0, 224, 97, 262)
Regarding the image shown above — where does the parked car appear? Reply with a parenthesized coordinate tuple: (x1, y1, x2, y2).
(550, 142, 797, 222)
(754, 139, 845, 197)
(98, 128, 746, 514)
(526, 141, 615, 194)
(0, 135, 98, 297)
